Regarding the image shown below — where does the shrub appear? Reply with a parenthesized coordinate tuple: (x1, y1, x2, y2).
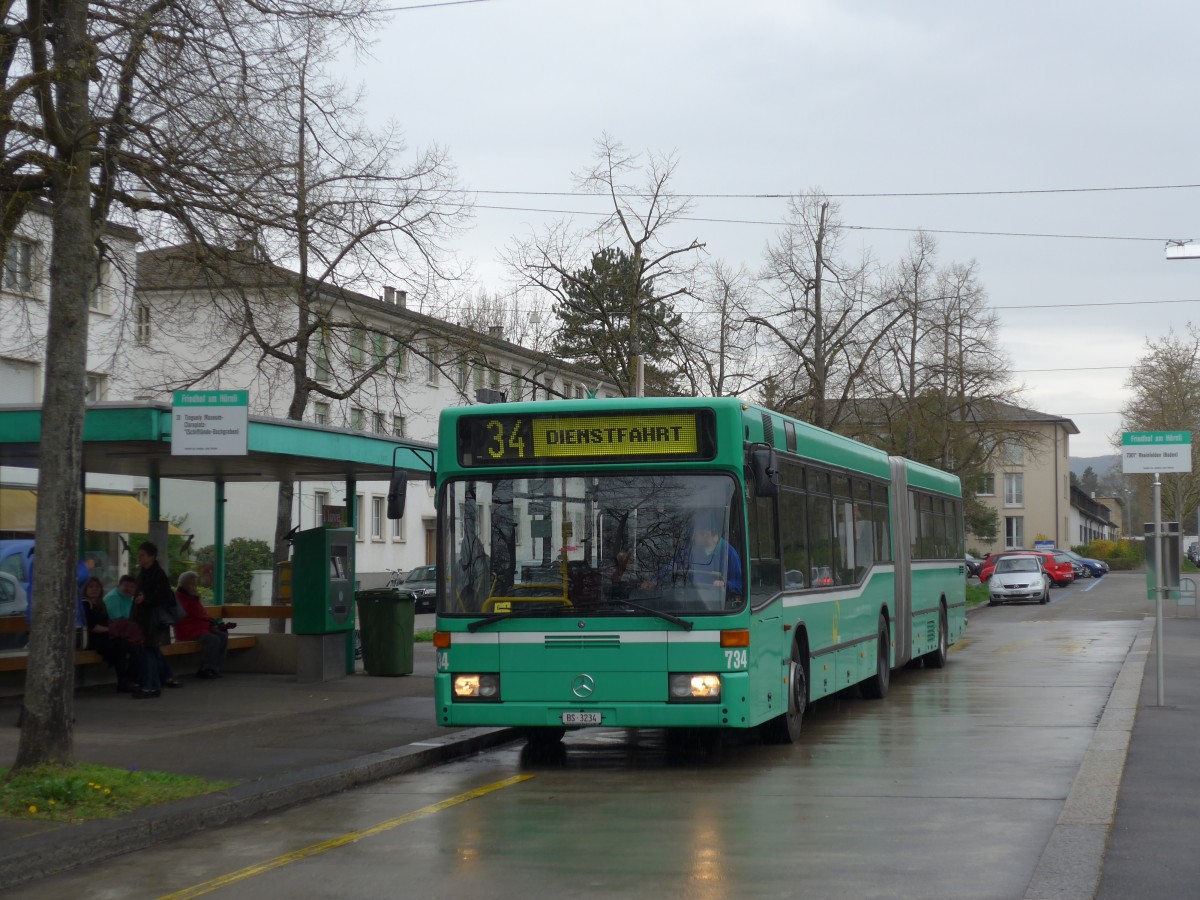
(195, 538, 273, 602)
(1085, 539, 1143, 564)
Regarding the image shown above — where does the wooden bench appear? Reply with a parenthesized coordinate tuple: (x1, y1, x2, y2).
(0, 603, 288, 673)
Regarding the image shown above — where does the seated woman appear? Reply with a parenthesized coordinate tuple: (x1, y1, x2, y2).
(174, 571, 229, 680)
(81, 575, 142, 692)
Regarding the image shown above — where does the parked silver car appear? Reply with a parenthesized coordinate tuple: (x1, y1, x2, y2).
(988, 555, 1050, 605)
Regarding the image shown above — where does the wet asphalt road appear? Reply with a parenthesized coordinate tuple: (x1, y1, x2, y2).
(11, 573, 1154, 900)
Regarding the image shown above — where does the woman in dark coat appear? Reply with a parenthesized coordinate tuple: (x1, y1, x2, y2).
(132, 541, 181, 698)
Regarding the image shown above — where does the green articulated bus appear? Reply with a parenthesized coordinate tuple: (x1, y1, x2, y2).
(427, 397, 966, 748)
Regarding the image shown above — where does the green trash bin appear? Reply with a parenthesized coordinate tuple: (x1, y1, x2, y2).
(355, 588, 415, 676)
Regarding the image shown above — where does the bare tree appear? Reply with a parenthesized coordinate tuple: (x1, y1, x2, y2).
(852, 234, 1029, 542)
(675, 260, 764, 397)
(505, 134, 705, 396)
(0, 0, 384, 769)
(750, 192, 896, 430)
(1118, 325, 1200, 524)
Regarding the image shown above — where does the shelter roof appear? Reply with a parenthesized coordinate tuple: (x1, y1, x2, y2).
(0, 402, 435, 483)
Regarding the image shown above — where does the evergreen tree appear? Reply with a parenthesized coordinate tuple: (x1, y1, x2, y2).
(551, 248, 683, 396)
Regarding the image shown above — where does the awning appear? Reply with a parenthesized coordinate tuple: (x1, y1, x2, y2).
(0, 488, 182, 534)
(0, 488, 37, 531)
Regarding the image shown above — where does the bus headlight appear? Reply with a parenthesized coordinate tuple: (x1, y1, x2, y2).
(453, 673, 500, 701)
(669, 673, 721, 702)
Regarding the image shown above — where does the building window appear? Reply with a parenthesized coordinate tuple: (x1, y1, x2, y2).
(4, 238, 34, 293)
(1005, 516, 1024, 549)
(312, 401, 329, 426)
(314, 490, 329, 527)
(473, 360, 485, 392)
(975, 474, 995, 497)
(426, 343, 439, 386)
(355, 494, 364, 540)
(85, 374, 107, 403)
(510, 367, 522, 400)
(315, 329, 331, 384)
(90, 259, 112, 311)
(350, 329, 365, 367)
(457, 357, 468, 390)
(1003, 473, 1024, 507)
(350, 407, 364, 431)
(135, 303, 151, 344)
(372, 412, 386, 434)
(372, 332, 386, 367)
(393, 339, 407, 378)
(371, 496, 385, 541)
(392, 414, 406, 438)
(490, 366, 501, 393)
(392, 512, 406, 541)
(1001, 440, 1024, 466)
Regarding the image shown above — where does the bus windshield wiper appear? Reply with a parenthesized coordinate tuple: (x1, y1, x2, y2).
(467, 604, 570, 632)
(607, 598, 693, 631)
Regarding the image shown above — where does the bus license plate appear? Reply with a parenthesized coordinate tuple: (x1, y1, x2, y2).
(561, 712, 602, 725)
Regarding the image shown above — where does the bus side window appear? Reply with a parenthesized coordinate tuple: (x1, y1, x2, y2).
(748, 490, 781, 599)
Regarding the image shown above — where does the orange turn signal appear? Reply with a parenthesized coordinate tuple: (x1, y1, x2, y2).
(720, 629, 750, 648)
(433, 631, 452, 649)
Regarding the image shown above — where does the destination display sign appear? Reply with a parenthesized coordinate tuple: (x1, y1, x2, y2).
(458, 410, 715, 466)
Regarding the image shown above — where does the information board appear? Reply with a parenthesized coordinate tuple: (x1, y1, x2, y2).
(172, 390, 249, 456)
(1121, 431, 1192, 474)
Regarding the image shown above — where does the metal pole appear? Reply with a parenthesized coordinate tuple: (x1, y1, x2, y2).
(1154, 474, 1165, 705)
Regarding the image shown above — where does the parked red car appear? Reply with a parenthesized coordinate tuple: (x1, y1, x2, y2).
(980, 550, 1075, 587)
(1032, 550, 1076, 587)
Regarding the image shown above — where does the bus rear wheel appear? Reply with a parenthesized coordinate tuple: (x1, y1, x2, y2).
(924, 606, 948, 669)
(762, 646, 807, 744)
(860, 615, 891, 700)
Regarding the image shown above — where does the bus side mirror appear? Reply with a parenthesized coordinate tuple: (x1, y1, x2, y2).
(387, 471, 407, 520)
(750, 446, 779, 497)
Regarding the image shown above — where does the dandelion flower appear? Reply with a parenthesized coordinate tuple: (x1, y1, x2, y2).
(28, 805, 37, 814)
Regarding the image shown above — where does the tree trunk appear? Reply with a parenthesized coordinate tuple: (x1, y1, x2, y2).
(14, 0, 95, 770)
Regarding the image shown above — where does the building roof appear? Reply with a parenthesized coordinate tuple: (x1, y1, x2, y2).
(844, 397, 1080, 435)
(136, 244, 615, 390)
(1070, 484, 1115, 525)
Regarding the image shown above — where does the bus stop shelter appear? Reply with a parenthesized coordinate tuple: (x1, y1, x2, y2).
(0, 401, 436, 602)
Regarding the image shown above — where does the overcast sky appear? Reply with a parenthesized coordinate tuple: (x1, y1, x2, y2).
(343, 0, 1200, 458)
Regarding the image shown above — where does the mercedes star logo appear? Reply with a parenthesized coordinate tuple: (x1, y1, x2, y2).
(571, 673, 595, 699)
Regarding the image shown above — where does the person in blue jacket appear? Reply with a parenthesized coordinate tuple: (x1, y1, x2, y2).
(643, 515, 743, 597)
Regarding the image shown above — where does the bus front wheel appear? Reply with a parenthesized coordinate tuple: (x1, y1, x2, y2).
(762, 645, 808, 744)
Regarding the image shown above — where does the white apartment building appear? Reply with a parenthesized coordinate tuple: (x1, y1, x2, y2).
(130, 243, 620, 585)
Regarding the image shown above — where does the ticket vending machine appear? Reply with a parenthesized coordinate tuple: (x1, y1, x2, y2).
(291, 526, 356, 681)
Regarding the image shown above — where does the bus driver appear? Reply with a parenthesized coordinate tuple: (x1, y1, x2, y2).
(642, 516, 743, 598)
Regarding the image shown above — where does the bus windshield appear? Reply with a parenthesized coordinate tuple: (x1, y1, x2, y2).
(440, 473, 745, 618)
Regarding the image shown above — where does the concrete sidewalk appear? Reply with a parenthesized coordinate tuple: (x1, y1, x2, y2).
(0, 611, 1194, 895)
(0, 640, 519, 890)
(1096, 614, 1200, 899)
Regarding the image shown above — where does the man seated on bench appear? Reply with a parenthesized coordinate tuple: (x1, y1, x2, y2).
(174, 571, 233, 680)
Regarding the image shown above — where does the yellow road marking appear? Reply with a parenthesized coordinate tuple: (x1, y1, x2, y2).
(159, 774, 534, 899)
